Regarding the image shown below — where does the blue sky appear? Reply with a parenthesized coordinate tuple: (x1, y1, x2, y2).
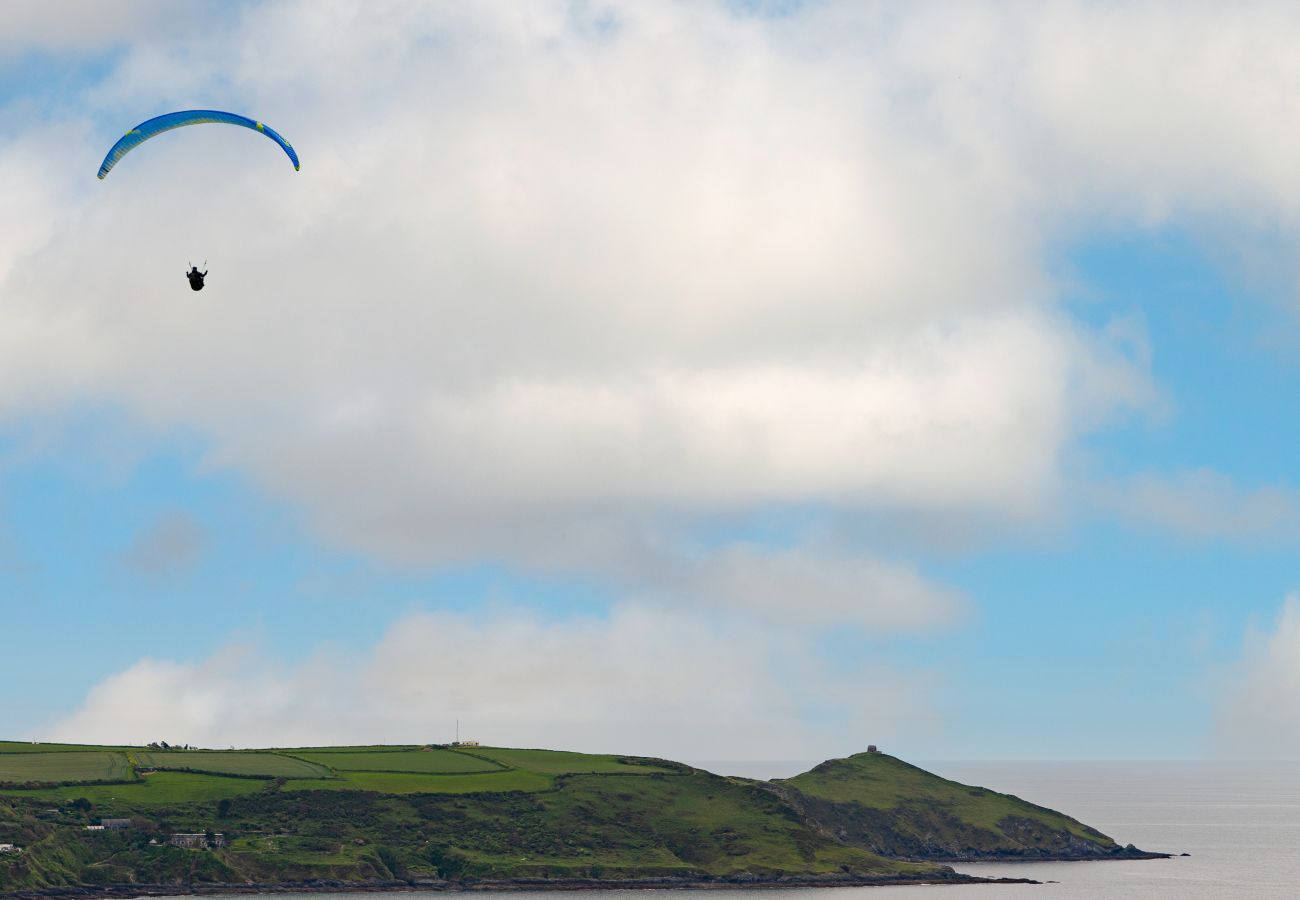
(2, 1, 1300, 760)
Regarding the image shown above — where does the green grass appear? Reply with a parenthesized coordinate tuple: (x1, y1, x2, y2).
(782, 752, 1114, 847)
(228, 835, 369, 867)
(479, 770, 929, 878)
(286, 749, 501, 774)
(0, 752, 131, 784)
(464, 747, 675, 775)
(0, 771, 265, 807)
(133, 751, 328, 779)
(0, 742, 136, 754)
(281, 769, 554, 794)
(274, 745, 420, 753)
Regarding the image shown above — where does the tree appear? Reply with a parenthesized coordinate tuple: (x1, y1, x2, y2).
(428, 845, 466, 879)
(376, 846, 403, 877)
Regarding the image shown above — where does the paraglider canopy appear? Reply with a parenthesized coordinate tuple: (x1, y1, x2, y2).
(97, 110, 299, 179)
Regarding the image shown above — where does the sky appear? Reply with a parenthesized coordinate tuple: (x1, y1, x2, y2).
(2, 0, 1300, 762)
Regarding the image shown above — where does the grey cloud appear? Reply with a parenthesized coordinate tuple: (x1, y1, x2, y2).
(0, 1, 219, 53)
(1095, 470, 1300, 542)
(121, 511, 207, 578)
(617, 541, 967, 632)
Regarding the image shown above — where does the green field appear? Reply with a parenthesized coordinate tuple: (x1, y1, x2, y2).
(274, 745, 420, 753)
(464, 747, 675, 775)
(0, 742, 135, 754)
(281, 769, 553, 794)
(133, 751, 328, 779)
(0, 752, 131, 784)
(0, 770, 266, 807)
(286, 749, 501, 774)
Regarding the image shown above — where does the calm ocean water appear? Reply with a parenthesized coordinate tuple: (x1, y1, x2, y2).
(186, 760, 1300, 900)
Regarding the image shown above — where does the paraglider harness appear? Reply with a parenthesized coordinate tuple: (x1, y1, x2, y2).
(187, 261, 207, 291)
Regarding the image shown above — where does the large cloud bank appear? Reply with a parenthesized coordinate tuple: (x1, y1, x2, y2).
(44, 606, 937, 760)
(0, 1, 1175, 583)
(8, 1, 1300, 645)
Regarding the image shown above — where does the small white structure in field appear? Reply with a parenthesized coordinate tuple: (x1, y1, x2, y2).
(0, 844, 17, 853)
(84, 825, 105, 831)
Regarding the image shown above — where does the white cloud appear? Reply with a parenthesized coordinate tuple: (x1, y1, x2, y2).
(1097, 469, 1300, 541)
(43, 605, 939, 760)
(1213, 596, 1300, 759)
(0, 0, 1163, 592)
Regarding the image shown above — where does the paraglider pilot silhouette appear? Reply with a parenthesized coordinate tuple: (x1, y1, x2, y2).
(96, 110, 299, 291)
(186, 262, 207, 291)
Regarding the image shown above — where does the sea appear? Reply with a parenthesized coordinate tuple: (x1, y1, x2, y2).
(186, 760, 1300, 900)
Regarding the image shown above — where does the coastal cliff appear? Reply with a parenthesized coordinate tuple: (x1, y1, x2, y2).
(776, 751, 1162, 862)
(0, 742, 1160, 895)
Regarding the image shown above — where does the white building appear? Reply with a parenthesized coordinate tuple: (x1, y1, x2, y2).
(0, 844, 17, 854)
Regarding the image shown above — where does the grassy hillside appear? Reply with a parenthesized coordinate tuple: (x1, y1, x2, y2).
(0, 742, 1152, 895)
(779, 751, 1126, 860)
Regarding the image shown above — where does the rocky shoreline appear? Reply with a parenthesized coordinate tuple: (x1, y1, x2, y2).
(1, 872, 1041, 899)
(915, 847, 1174, 864)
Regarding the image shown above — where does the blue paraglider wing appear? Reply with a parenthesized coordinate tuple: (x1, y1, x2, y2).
(97, 110, 299, 179)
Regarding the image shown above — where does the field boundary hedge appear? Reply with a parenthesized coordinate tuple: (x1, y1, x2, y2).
(0, 777, 141, 791)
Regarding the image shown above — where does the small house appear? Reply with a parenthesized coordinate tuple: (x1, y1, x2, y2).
(84, 825, 105, 831)
(102, 818, 133, 830)
(0, 844, 16, 854)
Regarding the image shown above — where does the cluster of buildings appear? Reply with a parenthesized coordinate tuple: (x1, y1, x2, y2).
(81, 819, 224, 849)
(83, 818, 133, 832)
(168, 833, 227, 849)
